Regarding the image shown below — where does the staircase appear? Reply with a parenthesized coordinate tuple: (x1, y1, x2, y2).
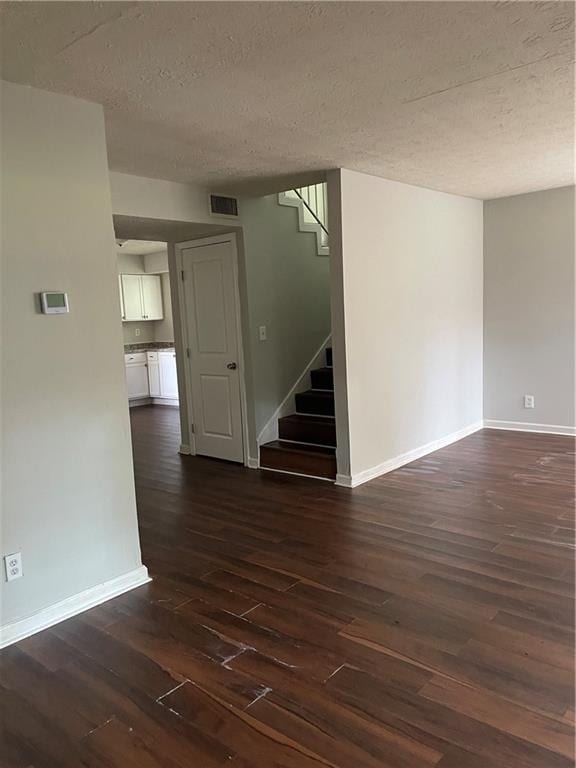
(278, 183, 329, 256)
(260, 347, 336, 480)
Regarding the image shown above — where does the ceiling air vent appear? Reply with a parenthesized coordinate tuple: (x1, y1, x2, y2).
(209, 194, 239, 218)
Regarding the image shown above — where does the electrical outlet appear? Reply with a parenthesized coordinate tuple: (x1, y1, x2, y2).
(258, 325, 267, 341)
(135, 328, 141, 337)
(524, 394, 535, 409)
(4, 552, 22, 582)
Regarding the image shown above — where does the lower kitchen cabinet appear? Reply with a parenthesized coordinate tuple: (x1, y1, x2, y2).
(125, 348, 179, 405)
(125, 352, 149, 400)
(159, 350, 179, 400)
(147, 351, 161, 397)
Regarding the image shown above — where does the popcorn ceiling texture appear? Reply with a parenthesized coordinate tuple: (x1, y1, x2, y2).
(1, 1, 573, 199)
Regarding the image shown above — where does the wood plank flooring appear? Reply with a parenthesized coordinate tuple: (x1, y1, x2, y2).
(2, 405, 574, 767)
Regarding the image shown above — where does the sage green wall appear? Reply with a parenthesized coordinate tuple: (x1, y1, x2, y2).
(241, 194, 331, 438)
(1, 81, 145, 627)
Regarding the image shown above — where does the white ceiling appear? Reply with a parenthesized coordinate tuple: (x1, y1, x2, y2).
(116, 239, 166, 256)
(114, 216, 237, 243)
(1, 2, 574, 199)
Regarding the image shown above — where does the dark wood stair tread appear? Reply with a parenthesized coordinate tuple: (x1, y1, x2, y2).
(295, 389, 335, 416)
(310, 366, 334, 390)
(280, 413, 335, 426)
(260, 440, 336, 479)
(262, 440, 335, 456)
(263, 347, 336, 480)
(278, 413, 336, 447)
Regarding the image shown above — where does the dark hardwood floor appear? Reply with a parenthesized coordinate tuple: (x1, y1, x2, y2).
(2, 405, 575, 767)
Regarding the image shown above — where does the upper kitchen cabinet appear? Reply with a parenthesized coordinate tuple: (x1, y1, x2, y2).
(120, 274, 163, 321)
(121, 274, 142, 320)
(140, 274, 163, 320)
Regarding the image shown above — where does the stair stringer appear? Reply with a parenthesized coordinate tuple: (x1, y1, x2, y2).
(257, 334, 332, 450)
(278, 192, 329, 257)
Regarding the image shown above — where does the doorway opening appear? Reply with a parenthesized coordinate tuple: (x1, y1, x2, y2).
(113, 216, 249, 469)
(118, 238, 180, 409)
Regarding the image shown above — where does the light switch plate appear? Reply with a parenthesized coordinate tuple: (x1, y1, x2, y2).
(258, 325, 267, 341)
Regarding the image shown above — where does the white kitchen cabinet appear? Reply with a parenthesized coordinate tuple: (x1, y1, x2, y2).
(125, 352, 149, 399)
(147, 351, 161, 397)
(159, 350, 179, 400)
(121, 274, 145, 321)
(120, 274, 163, 321)
(125, 348, 178, 405)
(141, 275, 163, 320)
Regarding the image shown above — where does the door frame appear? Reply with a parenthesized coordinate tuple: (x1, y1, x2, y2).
(174, 233, 249, 465)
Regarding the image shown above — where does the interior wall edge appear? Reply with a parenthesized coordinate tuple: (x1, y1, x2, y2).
(0, 566, 150, 650)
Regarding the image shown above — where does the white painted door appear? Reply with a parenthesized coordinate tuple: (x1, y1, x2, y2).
(121, 274, 143, 320)
(141, 275, 163, 320)
(181, 239, 243, 462)
(159, 350, 179, 399)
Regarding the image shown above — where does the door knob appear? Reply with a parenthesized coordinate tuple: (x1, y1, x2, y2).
(227, 362, 237, 370)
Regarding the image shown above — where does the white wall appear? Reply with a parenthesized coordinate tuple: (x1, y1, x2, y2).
(154, 274, 175, 342)
(332, 169, 484, 485)
(143, 251, 175, 343)
(484, 186, 575, 432)
(144, 250, 169, 274)
(1, 81, 146, 631)
(110, 172, 216, 225)
(117, 252, 146, 274)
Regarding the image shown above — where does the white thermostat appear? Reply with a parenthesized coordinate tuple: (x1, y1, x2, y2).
(40, 291, 69, 314)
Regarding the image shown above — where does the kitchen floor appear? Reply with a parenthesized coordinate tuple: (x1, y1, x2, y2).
(2, 404, 574, 767)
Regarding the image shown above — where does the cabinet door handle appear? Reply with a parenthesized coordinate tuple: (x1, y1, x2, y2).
(227, 362, 237, 370)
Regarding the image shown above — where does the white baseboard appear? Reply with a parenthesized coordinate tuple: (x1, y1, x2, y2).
(336, 420, 484, 488)
(179, 443, 191, 455)
(151, 398, 179, 407)
(246, 456, 259, 469)
(0, 565, 150, 649)
(483, 419, 575, 436)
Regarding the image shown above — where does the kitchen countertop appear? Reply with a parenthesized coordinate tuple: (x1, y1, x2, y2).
(124, 341, 175, 353)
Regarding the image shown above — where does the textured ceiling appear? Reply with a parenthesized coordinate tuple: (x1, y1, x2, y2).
(1, 1, 574, 199)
